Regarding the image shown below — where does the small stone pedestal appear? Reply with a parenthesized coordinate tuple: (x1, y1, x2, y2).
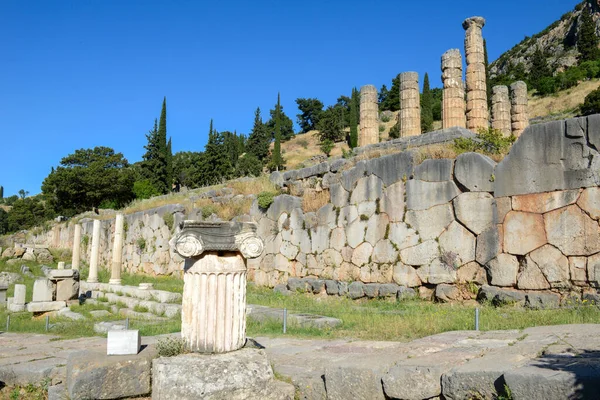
(170, 221, 264, 353)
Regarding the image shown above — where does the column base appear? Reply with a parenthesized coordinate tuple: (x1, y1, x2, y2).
(109, 279, 122, 285)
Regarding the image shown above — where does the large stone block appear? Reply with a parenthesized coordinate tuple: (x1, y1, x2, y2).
(487, 253, 519, 287)
(544, 205, 600, 256)
(27, 301, 67, 313)
(418, 259, 457, 284)
(352, 243, 374, 267)
(388, 222, 420, 251)
(578, 187, 600, 220)
(372, 240, 398, 264)
(517, 256, 550, 290)
(350, 175, 384, 204)
(380, 182, 405, 222)
(32, 278, 55, 302)
(405, 180, 460, 211)
(494, 117, 600, 197)
(56, 278, 79, 301)
(405, 203, 454, 240)
(107, 330, 141, 355)
(454, 152, 496, 192)
(324, 365, 385, 400)
(454, 192, 494, 235)
(414, 158, 454, 182)
(476, 225, 502, 265)
(439, 221, 476, 267)
(392, 263, 421, 287)
(512, 190, 580, 214)
(400, 240, 440, 266)
(364, 150, 415, 187)
(503, 211, 547, 255)
(528, 245, 569, 288)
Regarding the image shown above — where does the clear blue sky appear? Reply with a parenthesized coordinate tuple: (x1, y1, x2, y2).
(1, 0, 580, 197)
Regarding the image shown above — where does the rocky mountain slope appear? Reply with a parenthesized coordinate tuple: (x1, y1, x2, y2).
(490, 1, 600, 77)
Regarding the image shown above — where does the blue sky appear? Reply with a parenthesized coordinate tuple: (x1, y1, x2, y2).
(1, 0, 580, 197)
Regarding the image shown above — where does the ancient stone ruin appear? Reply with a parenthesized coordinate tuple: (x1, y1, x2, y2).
(359, 85, 378, 146)
(399, 72, 421, 137)
(491, 85, 511, 137)
(510, 80, 529, 137)
(463, 16, 489, 131)
(441, 49, 466, 129)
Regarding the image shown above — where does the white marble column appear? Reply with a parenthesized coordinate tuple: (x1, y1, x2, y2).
(182, 252, 247, 353)
(109, 214, 124, 285)
(72, 224, 81, 270)
(57, 261, 65, 270)
(88, 219, 101, 283)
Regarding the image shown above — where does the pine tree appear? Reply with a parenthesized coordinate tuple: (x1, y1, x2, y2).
(578, 3, 600, 62)
(349, 87, 359, 148)
(270, 93, 284, 170)
(378, 85, 389, 109)
(421, 73, 434, 133)
(202, 121, 233, 185)
(0, 186, 3, 199)
(246, 107, 270, 162)
(529, 46, 551, 90)
(166, 137, 173, 190)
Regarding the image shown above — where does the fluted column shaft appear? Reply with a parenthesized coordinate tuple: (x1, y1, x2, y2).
(359, 85, 379, 146)
(72, 224, 81, 270)
(110, 214, 124, 285)
(491, 85, 512, 137)
(464, 16, 489, 131)
(88, 219, 100, 283)
(442, 49, 466, 129)
(399, 72, 421, 137)
(510, 81, 529, 137)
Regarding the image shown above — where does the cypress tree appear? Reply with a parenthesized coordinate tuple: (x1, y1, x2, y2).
(421, 73, 434, 133)
(529, 46, 551, 90)
(271, 93, 284, 171)
(578, 3, 600, 62)
(349, 87, 359, 148)
(247, 107, 270, 162)
(166, 137, 173, 191)
(202, 121, 233, 185)
(0, 186, 3, 199)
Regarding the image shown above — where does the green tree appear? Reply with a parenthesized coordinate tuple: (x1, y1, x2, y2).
(202, 121, 234, 185)
(266, 95, 294, 141)
(0, 186, 3, 199)
(320, 139, 334, 156)
(223, 131, 244, 168)
(380, 75, 400, 111)
(317, 106, 344, 143)
(349, 87, 359, 148)
(431, 87, 443, 121)
(529, 47, 552, 92)
(295, 98, 324, 133)
(269, 94, 285, 171)
(41, 147, 135, 216)
(166, 137, 173, 191)
(246, 107, 270, 162)
(236, 154, 263, 177)
(578, 4, 600, 62)
(133, 179, 162, 200)
(141, 98, 170, 194)
(378, 85, 389, 109)
(420, 73, 434, 133)
(6, 196, 53, 232)
(173, 151, 206, 188)
(0, 208, 8, 234)
(581, 86, 600, 115)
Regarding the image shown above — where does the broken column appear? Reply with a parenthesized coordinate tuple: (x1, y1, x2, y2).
(399, 72, 421, 137)
(170, 221, 264, 353)
(441, 49, 466, 129)
(8, 284, 26, 312)
(463, 16, 489, 131)
(71, 224, 81, 270)
(109, 214, 124, 285)
(491, 85, 512, 137)
(510, 81, 529, 137)
(359, 85, 379, 147)
(88, 219, 101, 283)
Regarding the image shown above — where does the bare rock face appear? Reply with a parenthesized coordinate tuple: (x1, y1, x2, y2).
(463, 16, 489, 132)
(359, 85, 379, 147)
(441, 49, 466, 129)
(399, 72, 421, 137)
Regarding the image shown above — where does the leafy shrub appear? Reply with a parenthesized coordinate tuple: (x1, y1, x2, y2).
(379, 124, 386, 133)
(157, 336, 186, 357)
(341, 147, 353, 159)
(133, 179, 162, 200)
(163, 213, 175, 232)
(297, 139, 309, 149)
(201, 205, 218, 219)
(453, 127, 516, 156)
(320, 139, 335, 156)
(136, 237, 146, 251)
(581, 87, 600, 116)
(257, 191, 276, 210)
(388, 121, 400, 139)
(380, 113, 391, 123)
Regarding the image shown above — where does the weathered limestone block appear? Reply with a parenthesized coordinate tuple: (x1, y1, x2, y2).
(569, 257, 587, 285)
(400, 240, 440, 266)
(392, 263, 422, 287)
(494, 197, 512, 224)
(517, 256, 551, 290)
(372, 240, 398, 264)
(405, 204, 454, 240)
(388, 223, 420, 251)
(441, 49, 466, 129)
(588, 253, 600, 286)
(405, 180, 460, 211)
(56, 278, 79, 301)
(463, 16, 489, 131)
(457, 262, 487, 285)
(350, 175, 384, 204)
(453, 192, 494, 235)
(418, 259, 457, 285)
(399, 72, 421, 137)
(359, 85, 379, 147)
(510, 81, 529, 137)
(491, 85, 511, 137)
(345, 219, 367, 249)
(503, 211, 547, 255)
(439, 221, 476, 267)
(487, 253, 519, 287)
(27, 301, 66, 312)
(512, 190, 580, 214)
(357, 201, 376, 218)
(322, 249, 343, 269)
(341, 161, 367, 192)
(310, 225, 330, 254)
(352, 243, 374, 267)
(330, 227, 346, 252)
(529, 245, 570, 288)
(380, 182, 405, 222)
(414, 159, 454, 182)
(338, 205, 358, 227)
(435, 284, 462, 302)
(33, 278, 55, 302)
(266, 195, 303, 221)
(454, 152, 496, 192)
(365, 214, 389, 245)
(578, 187, 600, 220)
(476, 225, 502, 265)
(364, 151, 416, 187)
(494, 117, 600, 197)
(544, 205, 600, 256)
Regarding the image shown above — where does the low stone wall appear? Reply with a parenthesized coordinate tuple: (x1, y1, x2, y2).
(247, 115, 600, 302)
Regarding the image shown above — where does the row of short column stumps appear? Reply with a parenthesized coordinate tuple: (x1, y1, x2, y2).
(358, 16, 529, 148)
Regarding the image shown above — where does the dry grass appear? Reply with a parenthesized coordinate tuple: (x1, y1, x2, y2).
(278, 131, 350, 170)
(302, 189, 330, 213)
(529, 79, 600, 118)
(413, 143, 459, 164)
(228, 175, 276, 195)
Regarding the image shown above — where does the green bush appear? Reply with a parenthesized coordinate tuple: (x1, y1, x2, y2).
(257, 191, 276, 210)
(380, 113, 391, 123)
(133, 179, 162, 200)
(320, 139, 335, 156)
(136, 237, 146, 251)
(453, 127, 516, 156)
(163, 213, 175, 232)
(388, 121, 400, 139)
(157, 336, 186, 357)
(201, 205, 218, 219)
(581, 87, 600, 116)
